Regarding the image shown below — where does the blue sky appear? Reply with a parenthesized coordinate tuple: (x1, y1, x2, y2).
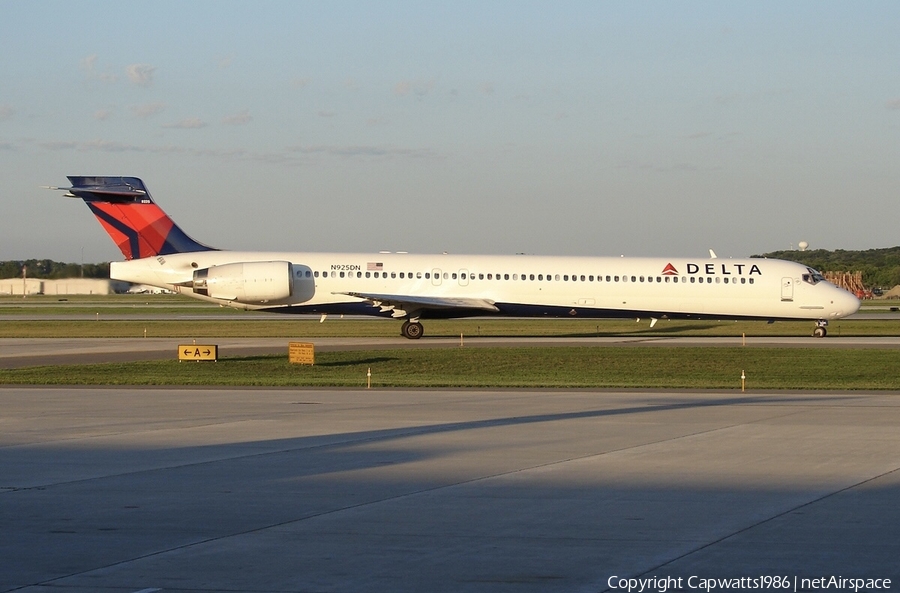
(2, 1, 899, 263)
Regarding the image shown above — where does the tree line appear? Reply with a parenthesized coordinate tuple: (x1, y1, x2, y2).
(0, 260, 110, 280)
(756, 246, 900, 289)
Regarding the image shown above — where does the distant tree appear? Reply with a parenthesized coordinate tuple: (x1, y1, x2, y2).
(756, 246, 900, 288)
(0, 260, 110, 279)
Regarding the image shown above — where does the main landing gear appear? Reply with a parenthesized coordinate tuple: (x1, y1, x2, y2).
(401, 319, 424, 340)
(813, 319, 828, 338)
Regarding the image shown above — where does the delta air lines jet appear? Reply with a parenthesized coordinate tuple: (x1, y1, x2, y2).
(50, 176, 860, 338)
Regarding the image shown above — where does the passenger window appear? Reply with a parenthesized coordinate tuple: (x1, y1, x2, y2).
(614, 276, 619, 282)
(452, 273, 457, 280)
(424, 272, 430, 279)
(589, 275, 594, 282)
(443, 273, 449, 280)
(690, 277, 695, 283)
(555, 274, 560, 281)
(749, 278, 754, 284)
(365, 272, 370, 278)
(314, 271, 319, 278)
(417, 272, 422, 279)
(357, 271, 362, 278)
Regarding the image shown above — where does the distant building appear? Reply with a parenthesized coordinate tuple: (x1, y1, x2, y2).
(0, 278, 129, 295)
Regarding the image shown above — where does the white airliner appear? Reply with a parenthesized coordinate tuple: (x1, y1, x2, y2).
(50, 176, 860, 339)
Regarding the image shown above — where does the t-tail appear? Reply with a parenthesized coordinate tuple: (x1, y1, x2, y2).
(54, 176, 215, 260)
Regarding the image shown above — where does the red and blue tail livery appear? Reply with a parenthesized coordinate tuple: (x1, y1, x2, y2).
(61, 176, 214, 260)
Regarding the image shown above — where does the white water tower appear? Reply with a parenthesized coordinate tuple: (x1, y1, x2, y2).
(798, 241, 809, 251)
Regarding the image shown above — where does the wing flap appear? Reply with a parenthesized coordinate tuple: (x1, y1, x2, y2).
(337, 292, 499, 316)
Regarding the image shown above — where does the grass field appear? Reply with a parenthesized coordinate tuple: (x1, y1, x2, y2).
(2, 347, 899, 389)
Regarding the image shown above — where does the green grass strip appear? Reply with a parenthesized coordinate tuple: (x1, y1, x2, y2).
(3, 347, 899, 389)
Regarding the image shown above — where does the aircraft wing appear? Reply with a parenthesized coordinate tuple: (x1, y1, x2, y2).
(337, 292, 499, 318)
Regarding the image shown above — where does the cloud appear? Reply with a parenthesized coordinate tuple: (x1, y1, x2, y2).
(286, 144, 437, 159)
(0, 104, 14, 121)
(80, 54, 98, 73)
(79, 54, 117, 82)
(222, 110, 252, 125)
(394, 80, 435, 97)
(126, 63, 156, 87)
(885, 98, 900, 110)
(131, 102, 167, 118)
(162, 117, 207, 129)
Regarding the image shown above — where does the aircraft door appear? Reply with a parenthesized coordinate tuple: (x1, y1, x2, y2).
(432, 269, 442, 286)
(781, 277, 794, 301)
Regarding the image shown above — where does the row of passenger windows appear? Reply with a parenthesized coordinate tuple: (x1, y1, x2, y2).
(300, 270, 755, 285)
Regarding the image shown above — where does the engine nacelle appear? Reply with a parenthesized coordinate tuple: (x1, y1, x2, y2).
(192, 261, 293, 304)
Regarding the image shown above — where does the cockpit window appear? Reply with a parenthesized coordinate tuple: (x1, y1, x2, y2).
(802, 267, 826, 285)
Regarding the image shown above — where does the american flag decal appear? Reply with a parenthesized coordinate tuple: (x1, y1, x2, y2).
(367, 262, 383, 271)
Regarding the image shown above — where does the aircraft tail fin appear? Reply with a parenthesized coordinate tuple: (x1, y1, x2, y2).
(58, 176, 215, 260)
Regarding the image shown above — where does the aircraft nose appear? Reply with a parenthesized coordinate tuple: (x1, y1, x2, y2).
(833, 289, 861, 318)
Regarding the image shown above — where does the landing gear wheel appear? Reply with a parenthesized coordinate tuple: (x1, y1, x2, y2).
(401, 320, 424, 340)
(813, 326, 827, 338)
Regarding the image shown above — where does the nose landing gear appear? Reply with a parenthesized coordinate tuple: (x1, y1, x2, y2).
(813, 319, 828, 338)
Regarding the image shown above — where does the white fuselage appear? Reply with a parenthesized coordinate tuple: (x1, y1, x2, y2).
(110, 251, 860, 322)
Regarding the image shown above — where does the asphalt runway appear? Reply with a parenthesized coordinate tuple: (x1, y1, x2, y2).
(2, 386, 898, 592)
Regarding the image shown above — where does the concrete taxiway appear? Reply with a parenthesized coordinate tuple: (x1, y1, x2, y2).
(1, 386, 898, 592)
